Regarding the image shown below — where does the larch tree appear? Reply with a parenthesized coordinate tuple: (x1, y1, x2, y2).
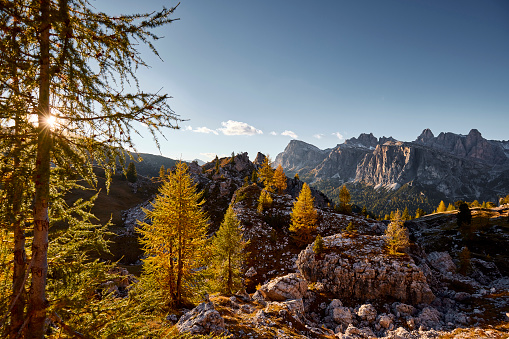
(126, 162, 138, 183)
(209, 206, 248, 295)
(0, 1, 181, 336)
(384, 210, 410, 255)
(273, 164, 287, 194)
(257, 189, 273, 214)
(338, 184, 351, 214)
(257, 156, 275, 192)
(290, 183, 318, 245)
(138, 162, 209, 309)
(437, 200, 447, 213)
(401, 207, 410, 221)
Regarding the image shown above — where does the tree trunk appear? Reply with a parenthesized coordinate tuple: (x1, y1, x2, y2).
(9, 148, 27, 339)
(227, 254, 232, 295)
(8, 23, 27, 338)
(27, 0, 51, 336)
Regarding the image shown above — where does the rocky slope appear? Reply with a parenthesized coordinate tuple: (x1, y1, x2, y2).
(170, 193, 509, 338)
(275, 129, 509, 215)
(109, 149, 509, 338)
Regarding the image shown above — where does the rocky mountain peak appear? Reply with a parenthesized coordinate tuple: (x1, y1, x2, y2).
(415, 128, 435, 144)
(253, 152, 267, 166)
(344, 133, 378, 148)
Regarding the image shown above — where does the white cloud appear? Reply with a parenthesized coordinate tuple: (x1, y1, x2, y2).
(281, 130, 298, 139)
(200, 152, 218, 160)
(313, 134, 324, 139)
(183, 125, 193, 131)
(270, 131, 277, 136)
(218, 120, 263, 136)
(194, 126, 219, 135)
(332, 132, 344, 140)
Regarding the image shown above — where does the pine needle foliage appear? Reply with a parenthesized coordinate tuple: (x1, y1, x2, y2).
(273, 164, 287, 194)
(208, 207, 248, 295)
(138, 162, 210, 309)
(384, 210, 410, 255)
(290, 183, 318, 245)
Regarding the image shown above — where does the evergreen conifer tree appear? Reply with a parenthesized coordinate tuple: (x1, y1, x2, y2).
(289, 183, 318, 245)
(273, 164, 288, 194)
(208, 207, 248, 295)
(384, 210, 410, 255)
(138, 162, 209, 308)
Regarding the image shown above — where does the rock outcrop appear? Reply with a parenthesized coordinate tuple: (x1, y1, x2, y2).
(176, 302, 225, 335)
(258, 273, 308, 301)
(296, 234, 435, 305)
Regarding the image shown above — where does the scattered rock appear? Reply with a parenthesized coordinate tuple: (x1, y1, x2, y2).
(245, 266, 257, 278)
(331, 306, 354, 326)
(378, 313, 394, 329)
(176, 302, 225, 335)
(417, 307, 442, 330)
(258, 273, 308, 301)
(356, 303, 377, 323)
(393, 302, 416, 317)
(427, 251, 456, 274)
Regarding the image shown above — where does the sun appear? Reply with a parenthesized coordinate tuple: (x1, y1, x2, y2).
(45, 115, 57, 129)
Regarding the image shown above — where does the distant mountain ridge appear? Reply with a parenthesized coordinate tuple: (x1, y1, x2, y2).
(275, 129, 509, 215)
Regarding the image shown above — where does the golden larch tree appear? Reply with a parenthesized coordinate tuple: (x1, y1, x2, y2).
(208, 206, 248, 295)
(138, 162, 209, 308)
(338, 184, 352, 213)
(273, 164, 288, 194)
(384, 210, 410, 255)
(437, 200, 447, 213)
(257, 156, 275, 192)
(290, 183, 318, 245)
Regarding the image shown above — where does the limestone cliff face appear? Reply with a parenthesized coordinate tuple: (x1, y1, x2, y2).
(274, 140, 328, 174)
(354, 141, 491, 198)
(296, 234, 435, 305)
(276, 129, 509, 202)
(414, 129, 507, 165)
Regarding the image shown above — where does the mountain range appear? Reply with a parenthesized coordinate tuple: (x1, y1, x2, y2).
(275, 129, 509, 216)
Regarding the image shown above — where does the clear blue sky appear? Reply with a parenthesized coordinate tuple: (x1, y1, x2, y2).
(98, 0, 509, 162)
